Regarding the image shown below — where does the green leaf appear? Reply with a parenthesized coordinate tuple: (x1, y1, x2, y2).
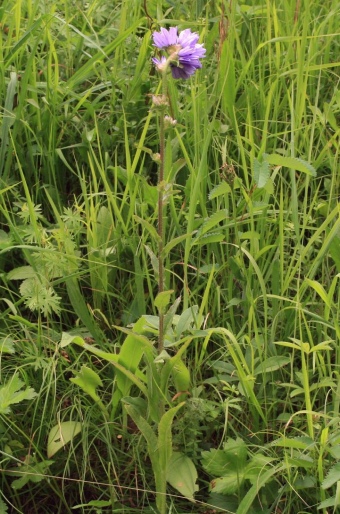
(270, 436, 315, 450)
(218, 39, 236, 118)
(318, 495, 340, 509)
(305, 278, 331, 308)
(171, 359, 191, 393)
(175, 306, 199, 338)
(64, 275, 107, 344)
(134, 215, 159, 243)
(19, 279, 61, 316)
(124, 404, 164, 512)
(0, 71, 17, 178)
(11, 455, 53, 490)
(7, 266, 36, 280)
(163, 233, 192, 256)
(167, 452, 198, 501)
(210, 472, 246, 495)
(122, 396, 148, 417)
(274, 341, 301, 351)
(154, 290, 174, 310)
(125, 404, 158, 455)
(209, 181, 232, 199)
(117, 317, 152, 395)
(253, 356, 290, 375)
(329, 445, 340, 460)
(236, 464, 283, 514)
(70, 365, 102, 391)
(239, 230, 261, 241)
(60, 331, 85, 348)
(253, 158, 270, 188)
(322, 463, 340, 489)
(264, 153, 316, 177)
(163, 296, 182, 334)
(0, 229, 13, 250)
(244, 454, 274, 483)
(328, 231, 340, 272)
(195, 210, 229, 238)
(192, 232, 225, 246)
(287, 455, 314, 469)
(145, 244, 159, 279)
(158, 403, 185, 483)
(318, 481, 340, 512)
(0, 337, 15, 355)
(0, 496, 8, 513)
(202, 438, 248, 478)
(72, 500, 112, 509)
(47, 421, 82, 458)
(75, 336, 148, 390)
(0, 374, 37, 414)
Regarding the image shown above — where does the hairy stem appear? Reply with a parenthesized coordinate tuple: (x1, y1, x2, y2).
(158, 110, 165, 354)
(157, 72, 169, 355)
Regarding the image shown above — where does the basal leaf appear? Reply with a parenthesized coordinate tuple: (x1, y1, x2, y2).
(167, 452, 198, 501)
(202, 438, 247, 477)
(222, 437, 248, 466)
(47, 421, 82, 458)
(210, 471, 246, 495)
(158, 403, 185, 475)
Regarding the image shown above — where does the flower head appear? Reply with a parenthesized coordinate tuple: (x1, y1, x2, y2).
(152, 27, 206, 79)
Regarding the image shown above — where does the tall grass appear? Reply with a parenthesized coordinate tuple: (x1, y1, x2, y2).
(0, 0, 339, 512)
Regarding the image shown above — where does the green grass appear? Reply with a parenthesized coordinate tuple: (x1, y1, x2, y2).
(0, 0, 339, 512)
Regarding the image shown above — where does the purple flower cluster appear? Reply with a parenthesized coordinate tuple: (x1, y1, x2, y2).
(152, 27, 206, 79)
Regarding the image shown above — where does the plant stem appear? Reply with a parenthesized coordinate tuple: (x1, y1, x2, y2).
(157, 74, 168, 355)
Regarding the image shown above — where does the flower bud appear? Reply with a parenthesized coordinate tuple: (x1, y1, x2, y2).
(164, 115, 177, 128)
(151, 94, 169, 110)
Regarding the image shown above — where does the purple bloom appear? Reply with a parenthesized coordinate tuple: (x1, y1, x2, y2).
(152, 27, 206, 79)
(152, 56, 167, 71)
(153, 27, 178, 49)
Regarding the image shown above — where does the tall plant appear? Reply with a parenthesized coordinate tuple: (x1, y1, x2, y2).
(62, 26, 206, 514)
(151, 26, 206, 352)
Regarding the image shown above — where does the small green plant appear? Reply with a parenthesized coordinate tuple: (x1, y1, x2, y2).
(202, 437, 281, 513)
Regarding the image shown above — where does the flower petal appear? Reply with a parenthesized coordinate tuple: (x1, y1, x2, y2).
(153, 27, 178, 48)
(177, 28, 199, 47)
(171, 63, 199, 79)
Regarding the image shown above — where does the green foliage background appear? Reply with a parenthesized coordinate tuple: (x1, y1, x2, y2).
(0, 0, 339, 512)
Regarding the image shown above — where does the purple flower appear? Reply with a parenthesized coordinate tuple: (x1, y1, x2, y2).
(152, 27, 206, 79)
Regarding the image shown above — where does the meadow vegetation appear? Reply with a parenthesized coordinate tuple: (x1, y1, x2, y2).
(0, 0, 339, 512)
